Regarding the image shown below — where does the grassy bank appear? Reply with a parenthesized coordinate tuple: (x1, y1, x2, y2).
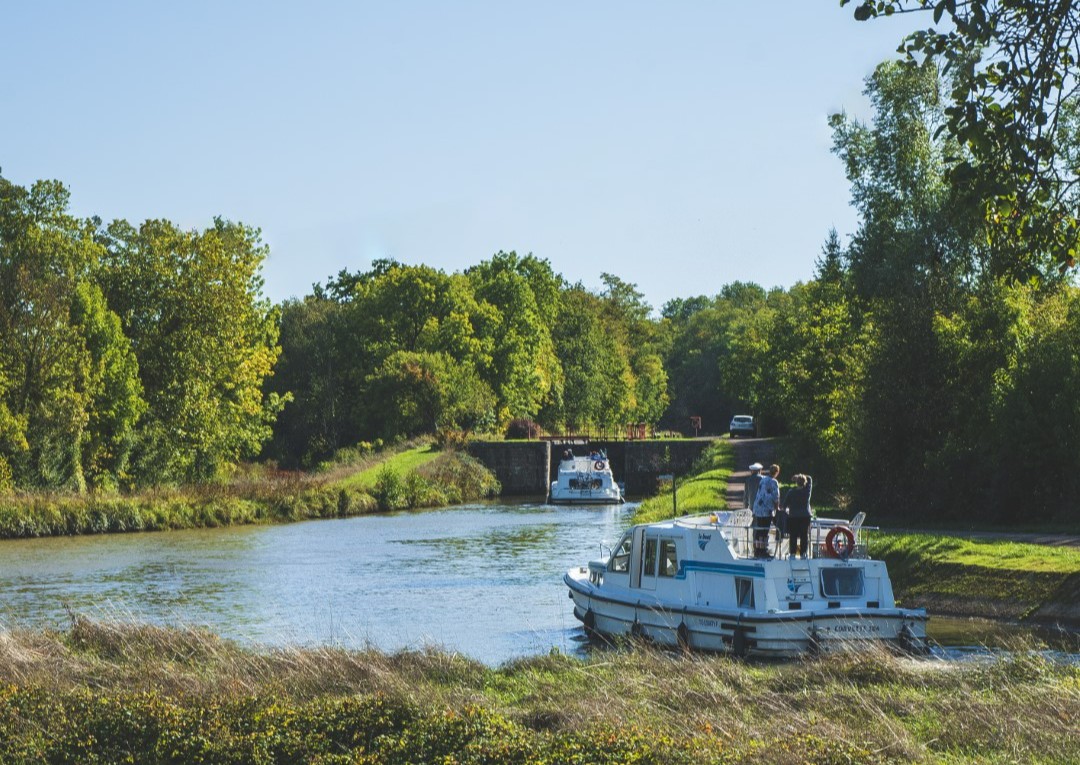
(332, 444, 443, 490)
(634, 439, 733, 523)
(873, 532, 1080, 623)
(0, 444, 500, 541)
(0, 619, 1075, 764)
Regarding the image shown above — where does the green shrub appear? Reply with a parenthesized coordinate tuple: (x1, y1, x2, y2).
(372, 466, 407, 511)
(417, 452, 500, 501)
(434, 428, 473, 450)
(0, 457, 13, 493)
(403, 471, 441, 508)
(504, 418, 541, 439)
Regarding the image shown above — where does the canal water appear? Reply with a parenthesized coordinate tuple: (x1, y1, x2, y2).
(0, 501, 630, 665)
(1, 502, 1074, 665)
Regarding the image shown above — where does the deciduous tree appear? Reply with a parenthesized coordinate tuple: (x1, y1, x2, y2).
(844, 0, 1080, 277)
(97, 218, 283, 483)
(0, 176, 144, 490)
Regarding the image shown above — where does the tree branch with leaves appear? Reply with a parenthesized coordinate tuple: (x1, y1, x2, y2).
(844, 0, 1080, 277)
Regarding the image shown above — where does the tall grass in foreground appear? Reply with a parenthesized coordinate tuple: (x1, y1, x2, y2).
(634, 440, 733, 523)
(0, 619, 1075, 764)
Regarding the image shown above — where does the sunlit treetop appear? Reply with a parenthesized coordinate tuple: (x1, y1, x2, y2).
(843, 0, 1080, 276)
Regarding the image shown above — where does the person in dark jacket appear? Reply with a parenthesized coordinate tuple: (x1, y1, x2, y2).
(783, 474, 813, 559)
(744, 463, 763, 510)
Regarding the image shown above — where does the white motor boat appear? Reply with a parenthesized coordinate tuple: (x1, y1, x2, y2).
(549, 452, 624, 505)
(565, 510, 927, 656)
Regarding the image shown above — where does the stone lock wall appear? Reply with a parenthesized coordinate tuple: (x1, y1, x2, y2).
(466, 441, 551, 496)
(468, 439, 713, 498)
(618, 440, 712, 495)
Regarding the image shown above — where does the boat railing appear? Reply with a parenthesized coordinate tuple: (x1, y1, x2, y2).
(557, 459, 612, 476)
(708, 511, 873, 560)
(808, 517, 872, 560)
(719, 510, 750, 558)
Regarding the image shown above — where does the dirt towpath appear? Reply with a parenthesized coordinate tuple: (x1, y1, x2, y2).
(725, 438, 776, 511)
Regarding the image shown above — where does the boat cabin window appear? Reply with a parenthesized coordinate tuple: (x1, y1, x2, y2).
(659, 539, 678, 577)
(820, 567, 864, 598)
(735, 577, 755, 608)
(642, 538, 657, 577)
(569, 478, 602, 490)
(609, 535, 632, 573)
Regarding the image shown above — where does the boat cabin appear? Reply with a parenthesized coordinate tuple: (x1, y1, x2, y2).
(588, 511, 894, 616)
(567, 510, 926, 655)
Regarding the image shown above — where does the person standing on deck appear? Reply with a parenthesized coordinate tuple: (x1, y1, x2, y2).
(744, 463, 763, 510)
(752, 464, 780, 558)
(783, 474, 813, 559)
(743, 460, 768, 507)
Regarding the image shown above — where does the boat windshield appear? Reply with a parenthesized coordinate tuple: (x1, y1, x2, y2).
(820, 567, 864, 597)
(609, 535, 632, 573)
(659, 539, 678, 577)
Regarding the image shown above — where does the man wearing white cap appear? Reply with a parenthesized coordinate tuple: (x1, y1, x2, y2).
(744, 462, 764, 510)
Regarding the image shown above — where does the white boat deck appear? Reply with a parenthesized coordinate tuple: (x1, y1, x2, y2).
(679, 510, 870, 561)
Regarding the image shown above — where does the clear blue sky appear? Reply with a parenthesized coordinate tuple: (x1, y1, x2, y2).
(2, 1, 922, 310)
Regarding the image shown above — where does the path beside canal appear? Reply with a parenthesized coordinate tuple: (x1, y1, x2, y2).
(725, 437, 776, 511)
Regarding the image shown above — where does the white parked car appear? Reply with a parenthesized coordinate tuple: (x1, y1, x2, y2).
(729, 415, 755, 438)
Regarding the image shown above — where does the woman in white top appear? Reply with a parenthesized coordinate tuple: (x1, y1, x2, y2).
(751, 464, 780, 558)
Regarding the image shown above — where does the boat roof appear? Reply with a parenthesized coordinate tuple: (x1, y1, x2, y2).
(558, 455, 610, 468)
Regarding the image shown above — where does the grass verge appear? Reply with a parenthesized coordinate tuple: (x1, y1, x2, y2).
(332, 443, 442, 490)
(634, 439, 733, 523)
(0, 445, 500, 540)
(872, 532, 1080, 623)
(0, 619, 1076, 764)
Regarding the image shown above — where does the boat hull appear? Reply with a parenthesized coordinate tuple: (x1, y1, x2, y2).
(566, 571, 928, 657)
(549, 482, 623, 504)
(549, 495, 625, 505)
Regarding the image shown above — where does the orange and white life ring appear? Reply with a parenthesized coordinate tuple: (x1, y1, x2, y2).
(825, 525, 855, 559)
(594, 460, 606, 471)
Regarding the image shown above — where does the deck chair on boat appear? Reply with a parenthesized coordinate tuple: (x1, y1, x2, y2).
(849, 512, 866, 557)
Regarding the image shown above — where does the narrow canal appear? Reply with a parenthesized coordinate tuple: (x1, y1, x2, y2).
(1, 502, 1074, 664)
(0, 501, 630, 665)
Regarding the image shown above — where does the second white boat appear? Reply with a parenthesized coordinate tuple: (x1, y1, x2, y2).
(549, 451, 624, 505)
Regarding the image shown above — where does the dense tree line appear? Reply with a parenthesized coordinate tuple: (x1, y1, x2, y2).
(661, 61, 1079, 525)
(0, 182, 673, 488)
(6, 23, 1080, 529)
(267, 255, 669, 467)
(0, 175, 283, 491)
